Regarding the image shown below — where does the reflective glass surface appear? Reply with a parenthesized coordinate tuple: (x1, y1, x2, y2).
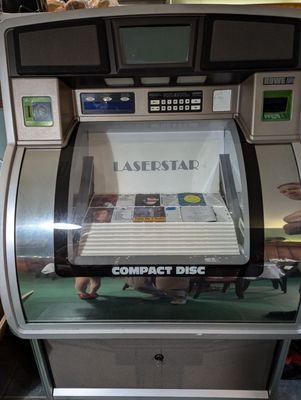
(15, 121, 301, 323)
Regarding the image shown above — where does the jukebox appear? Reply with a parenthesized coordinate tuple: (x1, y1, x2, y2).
(0, 4, 301, 400)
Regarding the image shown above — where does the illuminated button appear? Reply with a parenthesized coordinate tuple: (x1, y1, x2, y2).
(86, 96, 95, 102)
(167, 100, 172, 105)
(173, 106, 178, 111)
(150, 99, 160, 105)
(179, 99, 184, 104)
(185, 105, 190, 110)
(167, 105, 172, 111)
(185, 99, 190, 104)
(191, 98, 201, 104)
(161, 106, 166, 111)
(161, 99, 166, 105)
(179, 105, 184, 111)
(121, 96, 130, 102)
(103, 96, 112, 102)
(150, 106, 160, 112)
(173, 99, 178, 104)
(191, 105, 201, 111)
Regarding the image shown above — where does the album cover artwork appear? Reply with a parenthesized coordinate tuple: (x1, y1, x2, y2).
(161, 194, 179, 207)
(85, 207, 114, 223)
(135, 194, 161, 207)
(180, 206, 216, 222)
(112, 207, 134, 223)
(90, 194, 118, 208)
(133, 206, 166, 222)
(165, 206, 182, 222)
(116, 194, 136, 207)
(178, 193, 206, 206)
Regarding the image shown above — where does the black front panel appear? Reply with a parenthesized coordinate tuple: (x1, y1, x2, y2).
(14, 20, 109, 75)
(7, 13, 301, 82)
(204, 15, 299, 69)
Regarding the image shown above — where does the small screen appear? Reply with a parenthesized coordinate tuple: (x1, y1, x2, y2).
(210, 20, 295, 63)
(19, 25, 101, 67)
(120, 25, 191, 65)
(262, 90, 292, 121)
(263, 97, 288, 113)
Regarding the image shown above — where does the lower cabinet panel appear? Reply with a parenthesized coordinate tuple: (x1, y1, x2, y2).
(44, 339, 277, 390)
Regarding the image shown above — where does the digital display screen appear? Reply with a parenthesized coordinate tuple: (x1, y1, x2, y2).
(263, 97, 288, 113)
(210, 20, 295, 63)
(19, 25, 101, 67)
(262, 90, 292, 121)
(119, 25, 191, 65)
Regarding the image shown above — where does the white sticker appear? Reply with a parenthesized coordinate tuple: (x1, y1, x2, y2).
(213, 89, 232, 112)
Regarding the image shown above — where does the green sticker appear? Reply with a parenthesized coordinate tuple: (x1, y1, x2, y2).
(22, 96, 53, 127)
(262, 90, 292, 122)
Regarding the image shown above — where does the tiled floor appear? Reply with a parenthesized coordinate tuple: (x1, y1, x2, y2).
(277, 380, 301, 400)
(0, 328, 300, 399)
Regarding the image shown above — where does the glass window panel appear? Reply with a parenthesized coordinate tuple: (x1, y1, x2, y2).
(15, 121, 301, 324)
(120, 26, 191, 64)
(210, 20, 295, 62)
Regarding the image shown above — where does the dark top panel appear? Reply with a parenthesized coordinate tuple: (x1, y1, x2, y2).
(203, 15, 299, 70)
(120, 25, 191, 65)
(111, 16, 200, 73)
(6, 13, 301, 83)
(19, 25, 101, 67)
(13, 19, 110, 75)
(211, 20, 295, 62)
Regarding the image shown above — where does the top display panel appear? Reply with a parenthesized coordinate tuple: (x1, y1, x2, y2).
(120, 25, 191, 65)
(14, 20, 110, 75)
(205, 16, 299, 69)
(8, 14, 301, 77)
(112, 17, 199, 72)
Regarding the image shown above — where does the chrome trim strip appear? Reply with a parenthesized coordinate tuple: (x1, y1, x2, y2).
(31, 339, 54, 400)
(292, 141, 301, 328)
(53, 388, 269, 400)
(0, 144, 20, 332)
(5, 147, 26, 332)
(11, 323, 301, 340)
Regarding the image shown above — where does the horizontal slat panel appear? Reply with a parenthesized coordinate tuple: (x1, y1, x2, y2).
(77, 201, 240, 256)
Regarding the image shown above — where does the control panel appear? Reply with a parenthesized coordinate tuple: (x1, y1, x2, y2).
(148, 91, 203, 113)
(81, 92, 135, 114)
